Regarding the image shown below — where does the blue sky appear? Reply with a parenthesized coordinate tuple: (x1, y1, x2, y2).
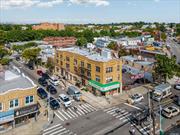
(1, 0, 180, 24)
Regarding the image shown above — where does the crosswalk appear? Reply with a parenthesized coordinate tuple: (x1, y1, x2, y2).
(55, 103, 97, 122)
(43, 124, 76, 135)
(104, 107, 159, 135)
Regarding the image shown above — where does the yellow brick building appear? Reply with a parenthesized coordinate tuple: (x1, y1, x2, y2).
(0, 68, 39, 129)
(55, 47, 122, 96)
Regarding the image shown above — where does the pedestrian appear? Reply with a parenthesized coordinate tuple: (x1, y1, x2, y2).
(51, 120, 53, 124)
(53, 113, 55, 118)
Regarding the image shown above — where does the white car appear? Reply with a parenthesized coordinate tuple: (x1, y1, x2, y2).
(174, 84, 180, 90)
(59, 94, 72, 107)
(49, 76, 59, 86)
(128, 94, 144, 104)
(162, 106, 180, 118)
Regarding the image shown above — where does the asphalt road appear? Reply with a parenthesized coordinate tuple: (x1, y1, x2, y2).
(166, 37, 180, 63)
(11, 60, 180, 135)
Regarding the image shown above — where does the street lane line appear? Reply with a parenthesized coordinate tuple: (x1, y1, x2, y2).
(76, 107, 85, 115)
(104, 107, 116, 112)
(55, 112, 64, 121)
(58, 110, 68, 120)
(124, 103, 142, 110)
(83, 104, 95, 112)
(50, 128, 66, 135)
(43, 123, 61, 132)
(58, 130, 70, 135)
(106, 108, 119, 113)
(81, 104, 92, 112)
(68, 108, 79, 117)
(78, 105, 88, 114)
(62, 109, 72, 119)
(66, 110, 75, 118)
(43, 126, 63, 135)
(85, 103, 97, 111)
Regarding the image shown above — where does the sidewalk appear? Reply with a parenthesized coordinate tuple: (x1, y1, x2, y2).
(3, 100, 52, 135)
(81, 84, 150, 109)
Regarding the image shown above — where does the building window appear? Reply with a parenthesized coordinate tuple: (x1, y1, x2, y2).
(74, 59, 77, 65)
(96, 75, 100, 82)
(66, 56, 70, 62)
(66, 63, 70, 69)
(96, 66, 100, 72)
(117, 65, 120, 71)
(106, 77, 113, 83)
(106, 67, 113, 73)
(9, 99, 19, 109)
(87, 71, 91, 79)
(25, 96, 34, 105)
(0, 103, 3, 112)
(81, 61, 84, 67)
(87, 63, 91, 70)
(60, 61, 63, 66)
(56, 59, 59, 64)
(118, 74, 120, 80)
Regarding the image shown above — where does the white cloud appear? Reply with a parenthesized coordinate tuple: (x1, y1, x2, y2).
(36, 0, 63, 8)
(0, 0, 109, 10)
(0, 0, 39, 9)
(69, 0, 109, 6)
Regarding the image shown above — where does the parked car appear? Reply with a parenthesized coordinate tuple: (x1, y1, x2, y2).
(47, 97, 60, 110)
(59, 94, 72, 108)
(49, 76, 59, 86)
(37, 70, 43, 76)
(67, 86, 82, 101)
(42, 73, 50, 80)
(171, 95, 180, 106)
(47, 85, 57, 95)
(37, 87, 48, 99)
(38, 78, 48, 87)
(127, 93, 144, 104)
(162, 106, 180, 118)
(174, 84, 180, 90)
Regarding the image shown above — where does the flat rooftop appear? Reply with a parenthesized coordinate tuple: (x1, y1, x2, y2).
(58, 47, 114, 62)
(0, 69, 35, 94)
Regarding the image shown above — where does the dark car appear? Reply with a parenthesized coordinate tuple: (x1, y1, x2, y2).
(47, 85, 57, 95)
(171, 95, 180, 106)
(37, 88, 48, 99)
(37, 70, 43, 76)
(42, 73, 49, 80)
(47, 97, 60, 110)
(38, 78, 48, 87)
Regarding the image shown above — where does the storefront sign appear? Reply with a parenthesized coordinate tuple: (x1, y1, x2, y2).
(14, 104, 38, 118)
(0, 110, 14, 124)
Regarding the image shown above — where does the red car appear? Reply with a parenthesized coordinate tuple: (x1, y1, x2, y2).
(37, 70, 43, 76)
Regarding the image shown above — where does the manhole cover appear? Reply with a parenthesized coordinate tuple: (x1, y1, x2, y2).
(66, 122, 70, 126)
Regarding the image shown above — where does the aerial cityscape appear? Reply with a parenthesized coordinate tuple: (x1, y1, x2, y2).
(0, 0, 180, 135)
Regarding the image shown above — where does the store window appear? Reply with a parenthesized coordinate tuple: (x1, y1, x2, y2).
(0, 103, 3, 112)
(106, 77, 113, 83)
(9, 99, 19, 109)
(25, 96, 34, 105)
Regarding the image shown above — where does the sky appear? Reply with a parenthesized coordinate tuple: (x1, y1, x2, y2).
(0, 0, 180, 24)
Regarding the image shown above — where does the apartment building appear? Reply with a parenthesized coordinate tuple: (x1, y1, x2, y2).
(0, 66, 38, 130)
(54, 47, 122, 96)
(43, 37, 77, 47)
(32, 22, 65, 31)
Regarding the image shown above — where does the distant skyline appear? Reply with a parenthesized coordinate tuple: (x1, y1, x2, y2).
(0, 0, 180, 24)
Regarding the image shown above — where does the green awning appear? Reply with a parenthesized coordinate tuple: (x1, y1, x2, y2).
(88, 80, 120, 92)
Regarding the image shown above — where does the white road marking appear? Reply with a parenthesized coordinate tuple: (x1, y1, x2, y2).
(106, 108, 119, 114)
(77, 107, 85, 115)
(43, 124, 61, 132)
(68, 108, 79, 117)
(81, 104, 92, 112)
(116, 112, 129, 118)
(78, 105, 88, 114)
(85, 103, 97, 111)
(58, 110, 68, 120)
(62, 109, 72, 119)
(104, 106, 116, 112)
(83, 104, 95, 112)
(43, 126, 63, 135)
(66, 110, 76, 118)
(124, 103, 142, 110)
(55, 112, 64, 121)
(50, 128, 66, 135)
(58, 130, 70, 135)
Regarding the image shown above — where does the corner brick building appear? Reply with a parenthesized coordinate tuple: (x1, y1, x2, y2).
(32, 22, 65, 31)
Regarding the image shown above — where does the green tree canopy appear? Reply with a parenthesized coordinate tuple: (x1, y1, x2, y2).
(107, 41, 117, 50)
(76, 37, 87, 47)
(22, 48, 41, 61)
(161, 32, 167, 42)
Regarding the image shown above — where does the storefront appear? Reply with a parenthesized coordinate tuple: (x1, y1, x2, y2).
(0, 110, 14, 129)
(14, 104, 39, 125)
(88, 80, 121, 96)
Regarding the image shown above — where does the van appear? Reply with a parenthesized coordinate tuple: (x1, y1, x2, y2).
(152, 83, 172, 101)
(49, 76, 59, 86)
(67, 86, 82, 101)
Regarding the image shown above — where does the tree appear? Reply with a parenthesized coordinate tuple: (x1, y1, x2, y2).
(0, 47, 8, 59)
(161, 32, 167, 42)
(0, 57, 11, 65)
(46, 59, 55, 75)
(76, 37, 87, 47)
(118, 46, 128, 58)
(22, 48, 41, 65)
(107, 41, 117, 50)
(154, 54, 177, 83)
